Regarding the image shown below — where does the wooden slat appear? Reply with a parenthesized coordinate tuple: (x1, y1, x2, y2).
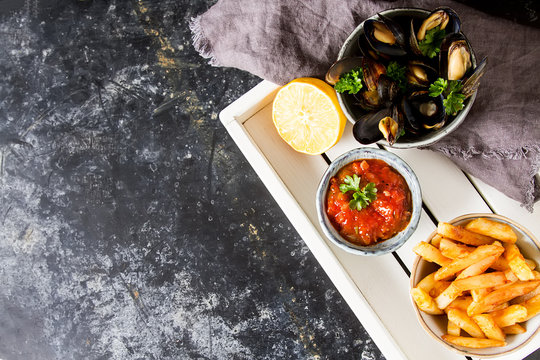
(468, 174, 540, 236)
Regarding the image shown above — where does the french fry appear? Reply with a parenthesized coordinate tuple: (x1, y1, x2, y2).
(430, 280, 452, 298)
(447, 308, 486, 338)
(460, 255, 501, 279)
(467, 280, 540, 316)
(520, 293, 540, 321)
(416, 272, 437, 293)
(525, 259, 537, 270)
(511, 272, 540, 304)
(502, 324, 526, 335)
(431, 233, 442, 248)
(437, 222, 496, 246)
(487, 302, 509, 313)
(413, 242, 452, 267)
(490, 256, 510, 271)
(465, 218, 517, 243)
(411, 287, 444, 315)
(446, 296, 473, 312)
(447, 320, 461, 336)
(442, 335, 505, 348)
(471, 288, 490, 302)
(453, 272, 508, 291)
(504, 243, 535, 281)
(472, 314, 505, 341)
(434, 244, 505, 281)
(439, 238, 474, 259)
(491, 305, 527, 327)
(435, 283, 462, 310)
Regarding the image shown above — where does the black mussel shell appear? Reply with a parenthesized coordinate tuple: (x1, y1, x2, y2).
(364, 18, 407, 57)
(325, 57, 364, 85)
(362, 57, 386, 92)
(377, 74, 399, 107)
(354, 88, 382, 112)
(439, 32, 473, 81)
(406, 60, 438, 88)
(403, 91, 446, 132)
(379, 103, 405, 145)
(352, 108, 390, 144)
(462, 56, 487, 98)
(358, 34, 389, 61)
(409, 7, 461, 57)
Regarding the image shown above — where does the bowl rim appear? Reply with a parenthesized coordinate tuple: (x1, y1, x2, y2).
(315, 147, 422, 256)
(409, 213, 540, 358)
(335, 7, 478, 149)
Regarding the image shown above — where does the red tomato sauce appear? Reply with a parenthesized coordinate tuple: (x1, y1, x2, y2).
(326, 159, 412, 246)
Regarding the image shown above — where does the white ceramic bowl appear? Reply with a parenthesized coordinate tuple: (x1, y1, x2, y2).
(316, 148, 422, 256)
(410, 213, 540, 357)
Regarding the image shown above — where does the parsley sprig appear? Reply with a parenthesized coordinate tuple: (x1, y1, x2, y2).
(418, 26, 446, 58)
(339, 174, 377, 211)
(386, 61, 407, 92)
(334, 67, 363, 94)
(428, 78, 466, 116)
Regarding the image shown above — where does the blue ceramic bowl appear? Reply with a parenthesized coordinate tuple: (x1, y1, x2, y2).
(316, 148, 422, 255)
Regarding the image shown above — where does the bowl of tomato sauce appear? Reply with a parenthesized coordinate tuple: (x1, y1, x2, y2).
(316, 148, 422, 255)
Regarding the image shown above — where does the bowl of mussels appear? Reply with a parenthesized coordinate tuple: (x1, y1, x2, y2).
(326, 7, 487, 148)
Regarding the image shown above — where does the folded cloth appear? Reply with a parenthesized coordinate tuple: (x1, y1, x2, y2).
(190, 0, 540, 210)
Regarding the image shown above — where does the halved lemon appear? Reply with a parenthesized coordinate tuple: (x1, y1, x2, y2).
(272, 77, 347, 155)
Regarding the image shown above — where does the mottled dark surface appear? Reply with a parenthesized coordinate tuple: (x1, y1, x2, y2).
(0, 1, 538, 360)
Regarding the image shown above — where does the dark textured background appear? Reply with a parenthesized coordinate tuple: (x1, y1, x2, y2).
(0, 0, 538, 359)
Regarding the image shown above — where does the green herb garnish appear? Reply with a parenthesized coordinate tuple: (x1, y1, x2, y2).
(339, 175, 378, 211)
(386, 61, 407, 92)
(334, 67, 363, 94)
(444, 92, 466, 116)
(428, 78, 448, 97)
(418, 26, 446, 58)
(428, 78, 466, 116)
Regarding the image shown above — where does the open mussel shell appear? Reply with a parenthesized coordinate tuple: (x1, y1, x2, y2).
(409, 7, 461, 57)
(406, 61, 438, 88)
(355, 89, 382, 112)
(362, 57, 386, 92)
(352, 108, 390, 144)
(462, 56, 487, 98)
(325, 57, 364, 85)
(358, 34, 390, 61)
(380, 104, 405, 145)
(364, 17, 407, 57)
(403, 91, 446, 133)
(440, 32, 473, 81)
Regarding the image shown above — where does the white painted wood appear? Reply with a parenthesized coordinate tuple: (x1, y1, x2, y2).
(385, 147, 492, 219)
(228, 104, 410, 360)
(468, 174, 540, 236)
(240, 103, 462, 360)
(220, 81, 539, 360)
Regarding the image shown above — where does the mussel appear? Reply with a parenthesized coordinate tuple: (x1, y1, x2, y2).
(406, 61, 438, 88)
(352, 104, 404, 145)
(439, 32, 472, 81)
(325, 57, 364, 85)
(402, 91, 446, 132)
(363, 15, 407, 57)
(409, 8, 461, 57)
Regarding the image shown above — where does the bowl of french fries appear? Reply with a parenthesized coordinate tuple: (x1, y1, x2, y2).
(410, 213, 540, 357)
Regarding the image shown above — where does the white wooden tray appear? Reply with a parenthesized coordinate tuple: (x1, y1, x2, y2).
(219, 80, 540, 360)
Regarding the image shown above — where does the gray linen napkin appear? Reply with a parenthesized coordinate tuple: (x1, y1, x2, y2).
(190, 0, 540, 210)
